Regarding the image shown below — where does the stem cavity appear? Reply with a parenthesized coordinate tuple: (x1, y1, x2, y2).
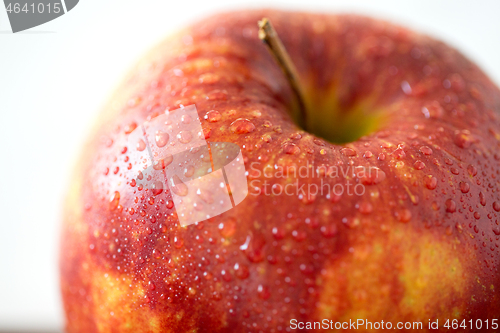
(258, 18, 308, 129)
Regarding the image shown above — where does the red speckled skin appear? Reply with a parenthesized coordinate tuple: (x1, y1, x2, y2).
(60, 10, 500, 332)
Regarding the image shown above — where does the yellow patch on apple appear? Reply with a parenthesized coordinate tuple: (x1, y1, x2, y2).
(316, 225, 472, 326)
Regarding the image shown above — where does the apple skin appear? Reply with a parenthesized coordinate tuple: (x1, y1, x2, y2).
(60, 10, 500, 332)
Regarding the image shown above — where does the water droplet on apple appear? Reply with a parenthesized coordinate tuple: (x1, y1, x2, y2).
(234, 263, 249, 280)
(493, 227, 500, 236)
(283, 143, 300, 155)
(137, 139, 146, 151)
(459, 181, 470, 193)
(257, 284, 271, 300)
(151, 181, 164, 196)
(170, 175, 188, 196)
(357, 166, 386, 185)
(244, 234, 266, 263)
(320, 224, 338, 238)
(292, 229, 307, 241)
(155, 130, 169, 147)
(445, 199, 456, 213)
(424, 175, 437, 190)
(206, 89, 228, 100)
(204, 110, 222, 123)
(220, 269, 232, 282)
(230, 118, 255, 134)
(263, 120, 272, 128)
(479, 192, 486, 206)
(419, 146, 433, 155)
(109, 191, 120, 210)
(407, 132, 418, 140)
(445, 225, 453, 236)
(395, 208, 412, 222)
(421, 101, 444, 119)
(184, 165, 195, 178)
(392, 146, 406, 159)
(262, 134, 272, 143)
(272, 226, 285, 239)
(413, 160, 426, 170)
(173, 235, 184, 248)
(342, 216, 360, 229)
(340, 148, 356, 156)
(124, 122, 138, 134)
(198, 188, 214, 204)
(218, 217, 236, 238)
(202, 126, 211, 139)
(177, 130, 193, 144)
(358, 201, 373, 214)
(493, 202, 500, 212)
(181, 114, 192, 124)
(313, 139, 325, 146)
(251, 110, 262, 118)
(450, 167, 459, 175)
(153, 155, 173, 170)
(454, 130, 472, 149)
(467, 165, 478, 177)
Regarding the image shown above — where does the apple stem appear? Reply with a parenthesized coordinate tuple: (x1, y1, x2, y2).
(258, 18, 308, 129)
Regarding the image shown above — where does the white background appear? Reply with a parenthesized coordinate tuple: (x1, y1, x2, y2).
(1, 0, 499, 331)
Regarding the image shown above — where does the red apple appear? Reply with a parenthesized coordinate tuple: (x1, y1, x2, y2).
(60, 10, 500, 332)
